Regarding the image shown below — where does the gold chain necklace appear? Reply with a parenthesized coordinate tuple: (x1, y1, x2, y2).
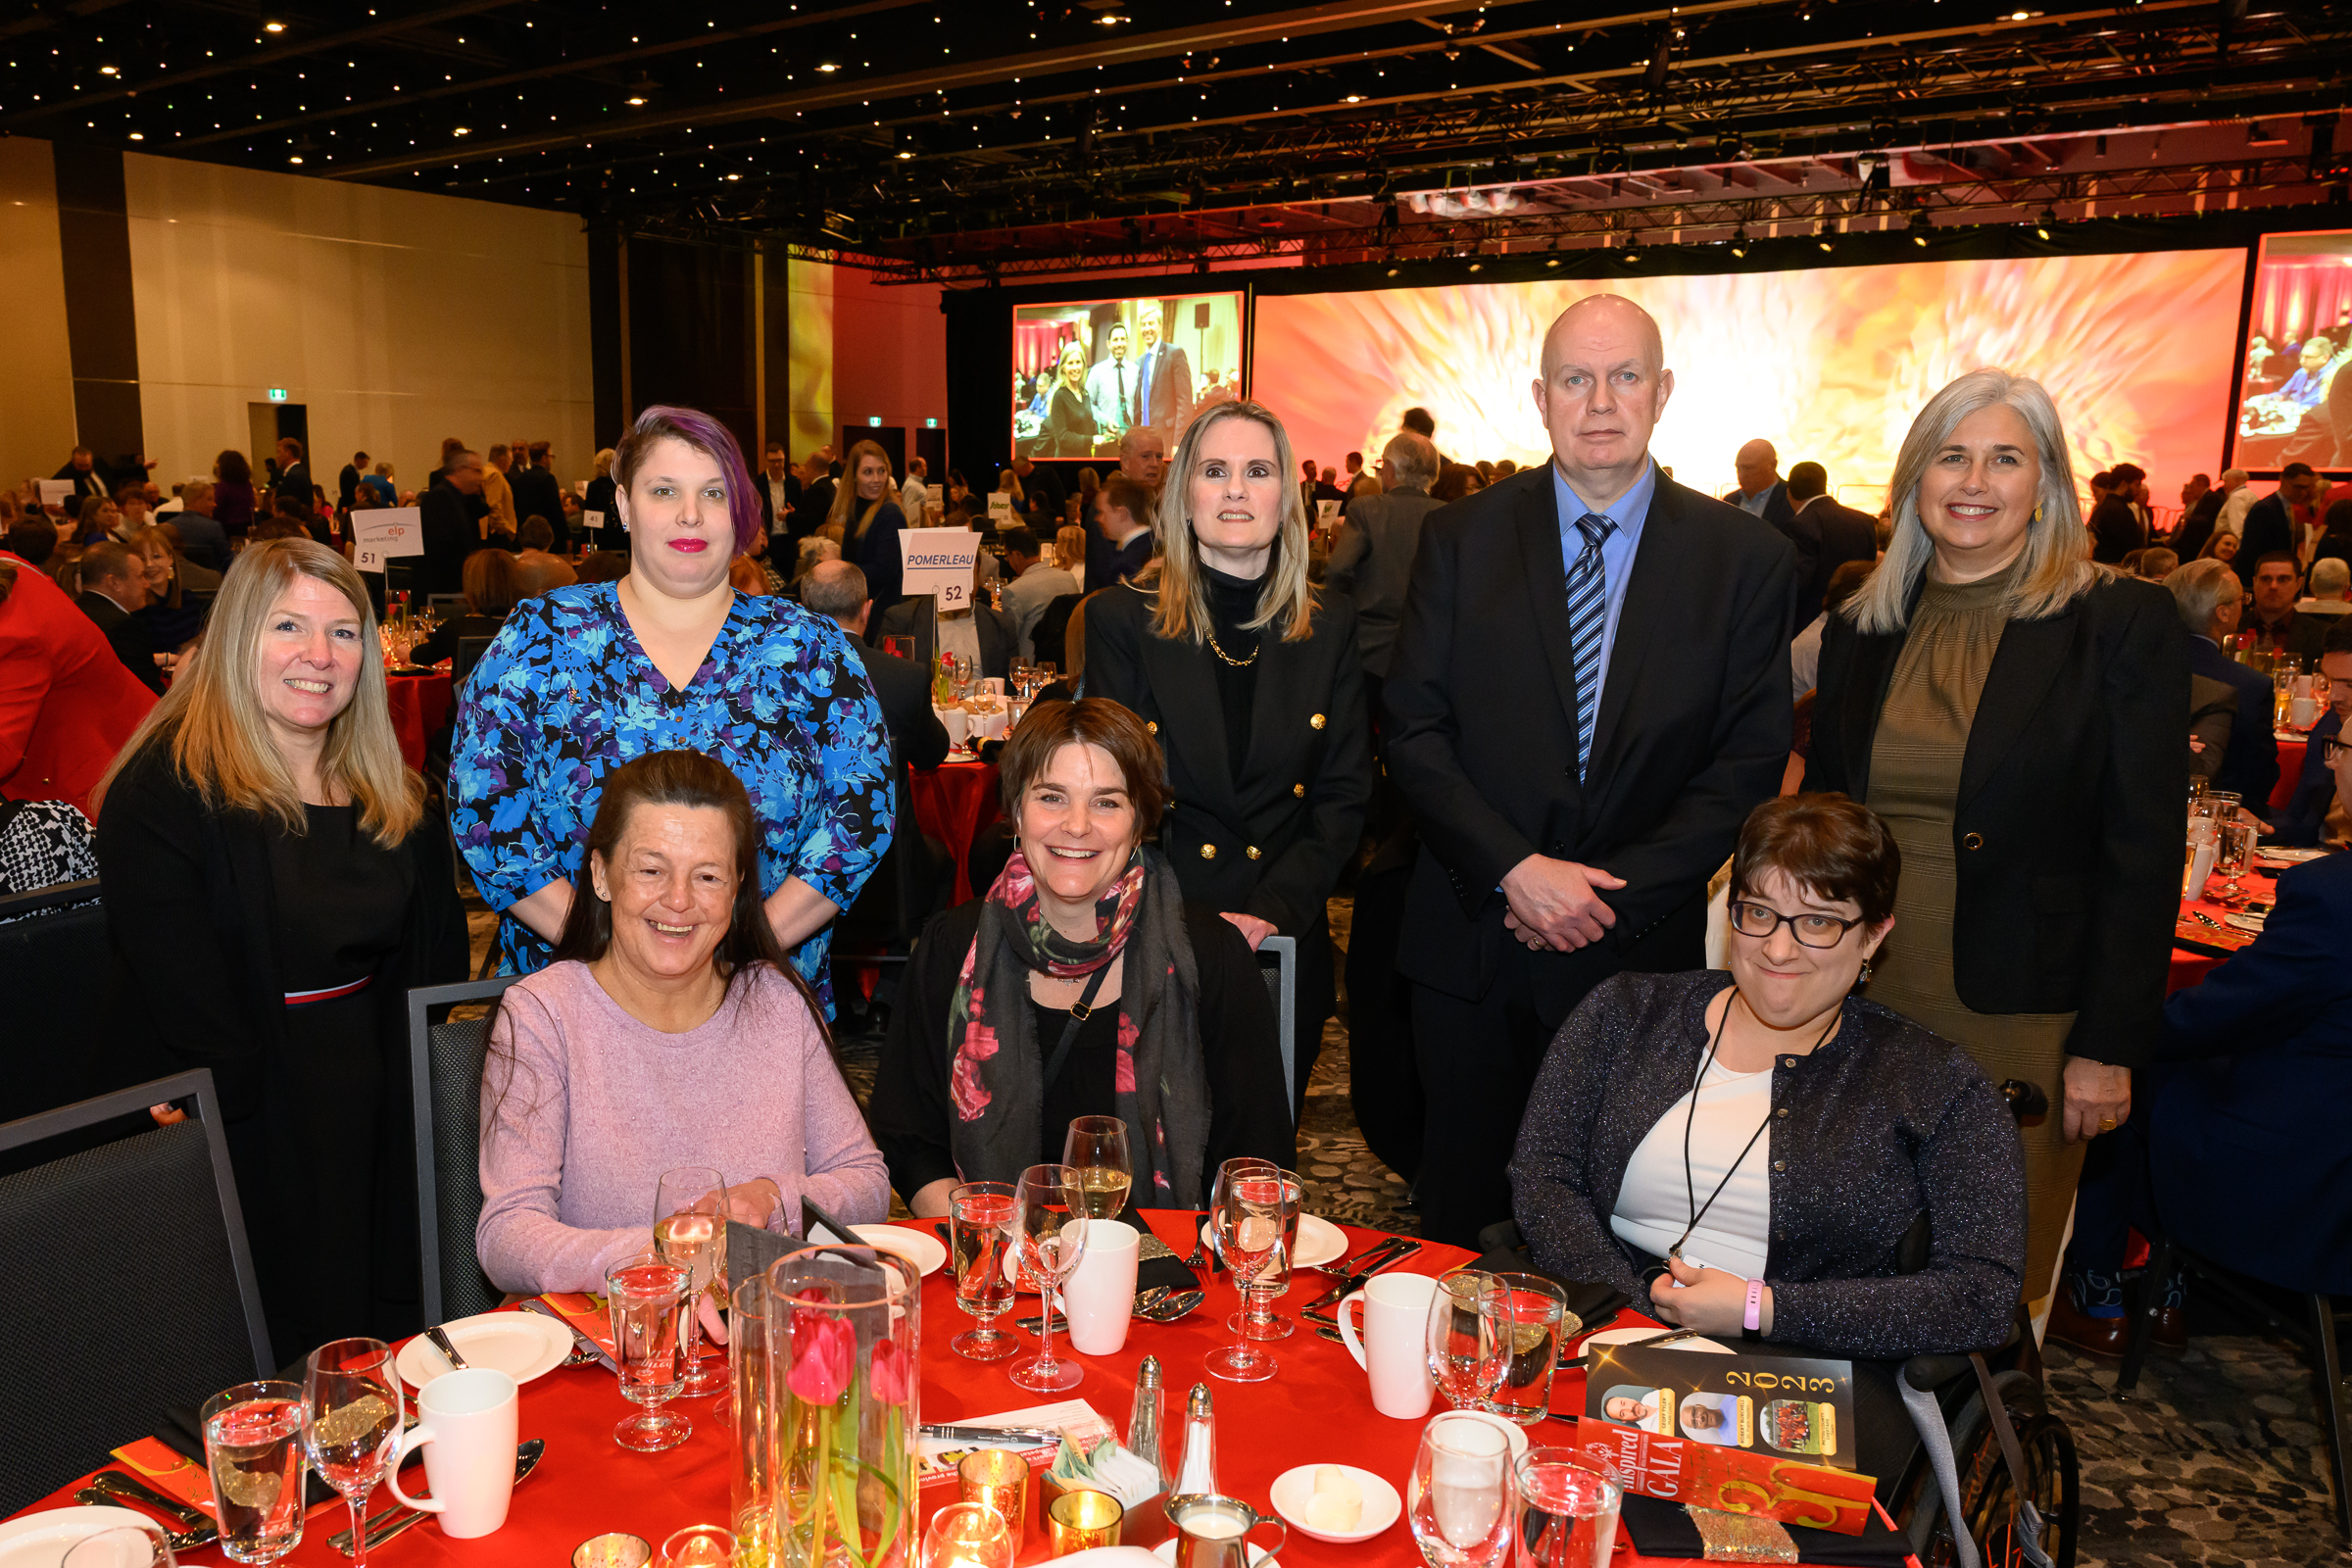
(1203, 628, 1258, 667)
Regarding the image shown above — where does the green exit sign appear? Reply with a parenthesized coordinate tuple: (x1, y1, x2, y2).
(866, 416, 882, 427)
(924, 417, 939, 428)
(266, 387, 289, 403)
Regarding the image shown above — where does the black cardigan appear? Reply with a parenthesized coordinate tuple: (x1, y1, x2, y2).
(93, 744, 470, 1119)
(1084, 581, 1373, 938)
(1510, 971, 2027, 1361)
(1803, 572, 2186, 1068)
(868, 895, 1297, 1206)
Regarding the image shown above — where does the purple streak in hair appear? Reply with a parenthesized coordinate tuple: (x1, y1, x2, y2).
(614, 404, 761, 557)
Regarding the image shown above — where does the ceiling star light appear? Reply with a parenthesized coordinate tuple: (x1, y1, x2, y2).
(264, 20, 285, 32)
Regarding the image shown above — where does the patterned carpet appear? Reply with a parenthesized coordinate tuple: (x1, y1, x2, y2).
(480, 880, 2351, 1562)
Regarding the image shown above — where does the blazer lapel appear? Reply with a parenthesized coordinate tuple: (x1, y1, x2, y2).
(1514, 479, 1583, 739)
(1956, 610, 2078, 811)
(1838, 627, 1904, 803)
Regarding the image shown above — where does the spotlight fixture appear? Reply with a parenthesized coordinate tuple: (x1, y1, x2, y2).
(627, 95, 647, 106)
(99, 65, 119, 76)
(263, 20, 285, 32)
(288, 155, 305, 165)
(128, 131, 143, 140)
(817, 63, 840, 73)
(1908, 210, 1933, 246)
(1621, 247, 1641, 265)
(1817, 220, 1837, 252)
(1730, 226, 1749, 257)
(2034, 204, 2057, 239)
(1467, 260, 1484, 272)
(1544, 254, 1561, 269)
(452, 126, 470, 136)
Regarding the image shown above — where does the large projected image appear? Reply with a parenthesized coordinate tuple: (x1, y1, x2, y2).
(2231, 229, 2352, 471)
(1012, 291, 1243, 460)
(1252, 252, 2246, 509)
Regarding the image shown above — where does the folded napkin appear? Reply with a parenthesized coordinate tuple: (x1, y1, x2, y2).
(1122, 1206, 1199, 1295)
(1465, 1250, 1632, 1332)
(1618, 1494, 1912, 1566)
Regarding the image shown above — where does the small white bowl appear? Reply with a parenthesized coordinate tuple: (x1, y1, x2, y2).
(1268, 1462, 1402, 1545)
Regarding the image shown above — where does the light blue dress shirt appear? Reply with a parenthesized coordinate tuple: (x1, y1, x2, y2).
(1551, 458, 1657, 703)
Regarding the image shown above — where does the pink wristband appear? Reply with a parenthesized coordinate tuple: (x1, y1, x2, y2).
(1742, 1278, 1765, 1333)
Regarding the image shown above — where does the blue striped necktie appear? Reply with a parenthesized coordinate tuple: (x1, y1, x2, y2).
(1567, 512, 1617, 776)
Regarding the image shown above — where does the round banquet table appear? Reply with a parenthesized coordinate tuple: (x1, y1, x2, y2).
(12, 1212, 1765, 1567)
(910, 757, 1001, 904)
(386, 668, 455, 773)
(2271, 733, 2306, 812)
(2168, 862, 2278, 995)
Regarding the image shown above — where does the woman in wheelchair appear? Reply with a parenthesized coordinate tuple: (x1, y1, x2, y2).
(1508, 793, 2029, 1362)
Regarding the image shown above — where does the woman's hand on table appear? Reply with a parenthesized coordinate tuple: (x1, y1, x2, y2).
(2062, 1056, 2132, 1143)
(1221, 912, 1278, 950)
(1647, 1256, 1772, 1338)
(727, 1178, 785, 1228)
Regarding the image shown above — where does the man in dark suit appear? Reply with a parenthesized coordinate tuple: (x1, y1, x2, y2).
(802, 560, 951, 771)
(272, 437, 314, 518)
(2171, 468, 2236, 562)
(338, 452, 366, 512)
(1088, 474, 1157, 590)
(751, 443, 795, 538)
(74, 541, 165, 696)
(2169, 558, 2279, 811)
(1133, 299, 1193, 438)
(52, 447, 115, 502)
(1326, 429, 1444, 731)
(511, 442, 568, 555)
(2240, 463, 2318, 566)
(417, 449, 486, 596)
(1782, 462, 1879, 615)
(875, 567, 1019, 681)
(1728, 439, 1798, 531)
(2089, 468, 2147, 564)
(1386, 294, 1800, 1245)
(2272, 618, 2352, 847)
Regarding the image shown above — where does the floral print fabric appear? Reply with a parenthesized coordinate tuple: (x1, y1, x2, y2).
(449, 581, 893, 1013)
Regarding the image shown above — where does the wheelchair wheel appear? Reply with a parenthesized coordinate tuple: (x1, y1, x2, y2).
(1917, 1373, 2081, 1568)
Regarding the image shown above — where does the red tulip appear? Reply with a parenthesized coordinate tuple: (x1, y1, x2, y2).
(867, 1337, 913, 1405)
(786, 1309, 855, 1405)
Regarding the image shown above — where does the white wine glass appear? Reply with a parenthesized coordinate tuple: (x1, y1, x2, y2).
(301, 1338, 403, 1568)
(653, 1164, 730, 1396)
(1007, 1163, 1090, 1394)
(1061, 1115, 1132, 1220)
(1406, 1411, 1515, 1566)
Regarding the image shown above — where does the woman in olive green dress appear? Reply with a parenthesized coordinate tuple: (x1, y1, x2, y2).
(1805, 368, 2187, 1319)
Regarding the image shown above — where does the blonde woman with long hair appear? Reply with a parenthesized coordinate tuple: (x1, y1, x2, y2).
(92, 537, 467, 1352)
(824, 438, 907, 613)
(1085, 399, 1372, 1115)
(1803, 368, 2186, 1337)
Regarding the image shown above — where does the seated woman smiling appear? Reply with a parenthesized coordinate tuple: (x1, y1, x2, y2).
(476, 749, 889, 1296)
(1510, 794, 2028, 1360)
(871, 698, 1295, 1215)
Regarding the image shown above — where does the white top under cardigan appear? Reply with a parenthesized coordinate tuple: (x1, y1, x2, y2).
(1608, 1049, 1775, 1281)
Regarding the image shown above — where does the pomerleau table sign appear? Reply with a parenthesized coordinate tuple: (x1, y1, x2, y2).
(902, 530, 983, 610)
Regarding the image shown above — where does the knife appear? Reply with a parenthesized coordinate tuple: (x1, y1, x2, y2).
(329, 1438, 546, 1553)
(1299, 1238, 1420, 1324)
(519, 1296, 617, 1370)
(1565, 1326, 1703, 1370)
(425, 1324, 470, 1371)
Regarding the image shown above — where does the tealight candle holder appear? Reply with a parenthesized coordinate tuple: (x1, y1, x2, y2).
(957, 1447, 1032, 1557)
(571, 1533, 652, 1568)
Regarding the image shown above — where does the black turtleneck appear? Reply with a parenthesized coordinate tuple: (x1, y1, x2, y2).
(1200, 565, 1263, 781)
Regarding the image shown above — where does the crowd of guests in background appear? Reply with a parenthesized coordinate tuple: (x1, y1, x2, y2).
(2, 305, 2348, 1418)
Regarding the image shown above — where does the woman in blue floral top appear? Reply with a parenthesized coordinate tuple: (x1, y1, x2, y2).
(451, 404, 893, 1013)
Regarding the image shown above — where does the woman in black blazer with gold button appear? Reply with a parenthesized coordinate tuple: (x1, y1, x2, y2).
(1805, 368, 2185, 1313)
(1087, 399, 1372, 1113)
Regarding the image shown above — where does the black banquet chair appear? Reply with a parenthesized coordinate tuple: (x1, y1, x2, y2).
(0, 1069, 272, 1517)
(409, 976, 521, 1326)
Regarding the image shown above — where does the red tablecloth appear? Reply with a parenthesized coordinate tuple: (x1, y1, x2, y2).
(387, 670, 454, 773)
(17, 1214, 1736, 1566)
(910, 759, 1001, 904)
(2167, 864, 2278, 994)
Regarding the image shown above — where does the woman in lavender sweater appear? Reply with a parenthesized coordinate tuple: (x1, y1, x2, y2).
(477, 749, 889, 1296)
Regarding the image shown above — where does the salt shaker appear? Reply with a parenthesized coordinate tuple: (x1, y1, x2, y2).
(1126, 1355, 1166, 1488)
(1170, 1382, 1217, 1498)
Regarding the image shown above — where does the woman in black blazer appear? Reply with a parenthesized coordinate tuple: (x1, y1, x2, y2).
(1804, 368, 2185, 1311)
(1087, 399, 1373, 1113)
(1039, 341, 1099, 460)
(93, 540, 468, 1354)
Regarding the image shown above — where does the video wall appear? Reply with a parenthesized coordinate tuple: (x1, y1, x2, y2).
(1250, 251, 2249, 506)
(1011, 291, 1243, 461)
(2230, 228, 2352, 472)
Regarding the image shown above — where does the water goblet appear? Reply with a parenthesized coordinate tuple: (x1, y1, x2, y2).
(202, 1379, 306, 1563)
(1406, 1411, 1514, 1566)
(606, 1250, 693, 1451)
(652, 1165, 730, 1396)
(1008, 1163, 1090, 1393)
(1221, 1163, 1301, 1342)
(301, 1338, 404, 1568)
(1205, 1157, 1290, 1382)
(950, 1180, 1020, 1361)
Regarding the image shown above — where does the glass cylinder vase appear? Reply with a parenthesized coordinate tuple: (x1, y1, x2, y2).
(732, 1271, 775, 1567)
(765, 1244, 921, 1568)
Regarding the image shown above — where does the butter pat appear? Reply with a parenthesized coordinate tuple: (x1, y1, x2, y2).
(1306, 1466, 1363, 1532)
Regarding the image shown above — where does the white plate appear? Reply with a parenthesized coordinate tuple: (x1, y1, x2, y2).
(396, 1309, 574, 1389)
(1432, 1407, 1532, 1464)
(0, 1506, 154, 1567)
(851, 1223, 949, 1276)
(1579, 1325, 1737, 1355)
(1270, 1462, 1403, 1544)
(1196, 1212, 1348, 1272)
(2258, 847, 2329, 864)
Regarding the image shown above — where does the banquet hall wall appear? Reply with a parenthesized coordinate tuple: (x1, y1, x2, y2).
(0, 139, 83, 489)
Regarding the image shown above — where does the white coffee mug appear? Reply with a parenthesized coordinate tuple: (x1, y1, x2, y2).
(1339, 1272, 1439, 1419)
(385, 1367, 518, 1538)
(937, 706, 970, 746)
(1062, 1218, 1140, 1355)
(981, 676, 1006, 696)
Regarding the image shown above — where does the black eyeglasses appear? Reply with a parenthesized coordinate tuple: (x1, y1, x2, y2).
(1727, 900, 1868, 949)
(2325, 734, 2349, 764)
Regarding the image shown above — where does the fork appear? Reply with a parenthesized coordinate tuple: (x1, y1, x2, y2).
(1183, 1210, 1209, 1270)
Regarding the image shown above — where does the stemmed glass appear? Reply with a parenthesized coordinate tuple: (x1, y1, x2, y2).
(921, 1501, 1015, 1567)
(2211, 816, 2260, 906)
(1427, 1270, 1507, 1412)
(202, 1379, 307, 1563)
(606, 1249, 693, 1451)
(1206, 1157, 1291, 1382)
(1408, 1412, 1517, 1566)
(949, 1180, 1020, 1361)
(62, 1525, 174, 1567)
(1062, 1115, 1133, 1220)
(1222, 1162, 1302, 1341)
(300, 1339, 403, 1568)
(1007, 1163, 1090, 1393)
(653, 1165, 731, 1396)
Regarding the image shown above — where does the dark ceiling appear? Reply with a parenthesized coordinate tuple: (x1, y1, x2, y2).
(8, 0, 2352, 280)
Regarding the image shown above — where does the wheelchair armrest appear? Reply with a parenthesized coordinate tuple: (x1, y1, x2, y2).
(1996, 1078, 2048, 1121)
(1901, 1352, 1974, 1392)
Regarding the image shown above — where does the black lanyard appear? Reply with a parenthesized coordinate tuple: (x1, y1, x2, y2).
(1669, 993, 1838, 1262)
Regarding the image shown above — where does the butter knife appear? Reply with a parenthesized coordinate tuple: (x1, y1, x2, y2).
(425, 1324, 470, 1371)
